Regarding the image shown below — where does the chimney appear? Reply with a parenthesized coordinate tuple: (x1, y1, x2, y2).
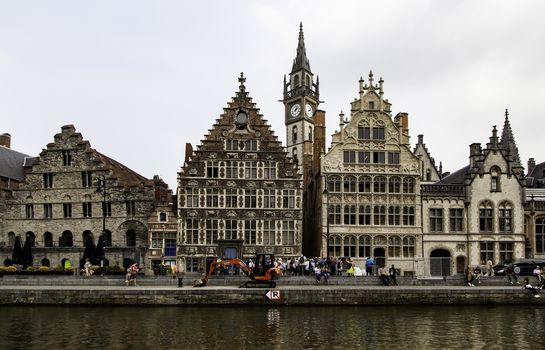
(0, 133, 11, 148)
(184, 143, 194, 163)
(469, 143, 482, 168)
(417, 134, 424, 145)
(527, 158, 536, 176)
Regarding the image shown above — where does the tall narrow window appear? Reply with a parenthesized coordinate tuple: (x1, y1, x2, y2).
(358, 176, 371, 193)
(328, 176, 341, 192)
(63, 203, 72, 218)
(499, 242, 513, 263)
(388, 206, 401, 226)
(374, 206, 386, 225)
(263, 189, 276, 209)
(62, 150, 72, 166)
(388, 152, 400, 165)
(244, 161, 257, 179)
(388, 177, 401, 193)
(479, 201, 493, 232)
(449, 208, 464, 232)
(373, 176, 386, 193)
(43, 173, 53, 188)
(358, 127, 371, 139)
(44, 232, 53, 247)
(403, 206, 415, 226)
(226, 188, 238, 208)
(244, 220, 257, 244)
(225, 219, 238, 240)
(498, 202, 513, 233)
(358, 236, 371, 258)
(205, 219, 218, 244)
(206, 189, 219, 208)
(263, 161, 277, 179)
(343, 205, 356, 225)
(226, 161, 238, 179)
(490, 167, 500, 191)
(388, 236, 401, 258)
(263, 220, 275, 245)
(282, 221, 295, 245)
(159, 212, 167, 222)
(82, 202, 92, 218)
(358, 205, 371, 225)
(25, 204, 34, 219)
(429, 208, 443, 232)
(403, 237, 415, 257)
(244, 140, 257, 151)
(282, 189, 295, 209)
(343, 176, 356, 193)
(126, 230, 136, 247)
(81, 171, 93, 187)
(372, 152, 385, 164)
(372, 127, 385, 140)
(403, 178, 415, 194)
(330, 205, 341, 225)
(44, 203, 53, 219)
(536, 218, 545, 254)
(292, 126, 297, 143)
(308, 126, 313, 141)
(186, 188, 199, 208)
(343, 151, 356, 164)
(186, 219, 200, 244)
(245, 189, 257, 208)
(343, 236, 356, 257)
(102, 202, 112, 217)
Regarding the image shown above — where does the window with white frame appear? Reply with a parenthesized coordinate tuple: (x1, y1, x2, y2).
(226, 188, 238, 208)
(263, 220, 275, 245)
(429, 208, 443, 232)
(358, 235, 371, 257)
(480, 241, 494, 265)
(388, 236, 401, 257)
(344, 205, 356, 225)
(358, 205, 371, 225)
(282, 189, 295, 209)
(206, 161, 219, 178)
(186, 188, 199, 208)
(186, 219, 199, 244)
(343, 236, 356, 257)
(244, 161, 257, 179)
(479, 201, 494, 232)
(206, 188, 219, 208)
(245, 189, 257, 208)
(225, 161, 238, 179)
(263, 189, 276, 209)
(263, 161, 277, 179)
(245, 220, 257, 244)
(282, 220, 295, 245)
(498, 201, 513, 233)
(205, 219, 218, 244)
(449, 208, 464, 232)
(402, 236, 415, 257)
(403, 206, 415, 226)
(225, 219, 238, 240)
(388, 206, 401, 226)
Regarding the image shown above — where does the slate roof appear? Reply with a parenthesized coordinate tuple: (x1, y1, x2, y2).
(526, 161, 545, 188)
(94, 151, 153, 187)
(437, 165, 470, 185)
(0, 146, 30, 181)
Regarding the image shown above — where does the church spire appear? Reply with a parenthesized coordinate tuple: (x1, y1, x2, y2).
(499, 108, 522, 169)
(291, 22, 311, 73)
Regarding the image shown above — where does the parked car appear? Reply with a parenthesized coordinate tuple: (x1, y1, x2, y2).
(493, 262, 510, 276)
(495, 259, 545, 276)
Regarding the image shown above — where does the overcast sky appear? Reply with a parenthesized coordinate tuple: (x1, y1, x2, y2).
(1, 1, 544, 189)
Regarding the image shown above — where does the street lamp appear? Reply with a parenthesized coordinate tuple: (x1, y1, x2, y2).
(322, 177, 330, 258)
(96, 174, 107, 275)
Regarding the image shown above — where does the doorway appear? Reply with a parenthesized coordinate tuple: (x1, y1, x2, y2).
(374, 247, 386, 268)
(430, 249, 451, 276)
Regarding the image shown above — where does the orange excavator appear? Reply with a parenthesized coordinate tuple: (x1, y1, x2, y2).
(193, 253, 281, 288)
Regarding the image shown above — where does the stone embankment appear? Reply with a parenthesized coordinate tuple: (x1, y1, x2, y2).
(0, 275, 541, 306)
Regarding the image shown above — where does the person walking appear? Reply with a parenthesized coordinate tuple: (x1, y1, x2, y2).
(389, 264, 398, 286)
(486, 259, 494, 276)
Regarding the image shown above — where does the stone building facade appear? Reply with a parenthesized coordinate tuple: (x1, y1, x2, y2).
(421, 111, 526, 275)
(177, 74, 303, 273)
(146, 176, 178, 275)
(321, 72, 422, 274)
(0, 125, 158, 270)
(524, 158, 545, 259)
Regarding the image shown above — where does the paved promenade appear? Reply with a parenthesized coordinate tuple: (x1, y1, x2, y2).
(0, 275, 542, 305)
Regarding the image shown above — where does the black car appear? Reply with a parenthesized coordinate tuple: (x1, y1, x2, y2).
(495, 259, 545, 276)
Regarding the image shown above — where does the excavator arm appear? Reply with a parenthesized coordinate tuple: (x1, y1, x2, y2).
(193, 258, 254, 287)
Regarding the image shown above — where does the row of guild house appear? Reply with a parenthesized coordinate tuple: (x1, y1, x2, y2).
(1, 24, 544, 276)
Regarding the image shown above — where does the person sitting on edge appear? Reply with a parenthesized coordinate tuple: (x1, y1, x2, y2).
(473, 266, 482, 286)
(379, 267, 390, 286)
(523, 278, 541, 298)
(533, 266, 543, 285)
(466, 265, 474, 286)
(322, 264, 331, 283)
(505, 265, 519, 285)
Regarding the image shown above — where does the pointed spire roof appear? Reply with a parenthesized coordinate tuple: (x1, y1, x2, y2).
(499, 108, 522, 168)
(291, 22, 311, 73)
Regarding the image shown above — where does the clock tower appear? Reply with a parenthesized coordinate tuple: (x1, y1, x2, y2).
(283, 23, 320, 175)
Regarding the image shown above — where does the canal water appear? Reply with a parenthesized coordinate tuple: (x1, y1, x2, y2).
(0, 305, 542, 349)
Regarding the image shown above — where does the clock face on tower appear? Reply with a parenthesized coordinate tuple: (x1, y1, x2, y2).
(305, 104, 314, 118)
(290, 103, 301, 117)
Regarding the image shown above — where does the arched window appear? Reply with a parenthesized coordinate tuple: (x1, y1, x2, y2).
(159, 212, 167, 222)
(343, 236, 356, 257)
(8, 232, 15, 247)
(343, 176, 356, 193)
(403, 178, 415, 194)
(294, 75, 300, 87)
(292, 148, 298, 163)
(44, 232, 53, 248)
(388, 206, 401, 226)
(82, 230, 94, 247)
(292, 126, 297, 143)
(374, 206, 386, 225)
(359, 176, 371, 193)
(126, 230, 136, 247)
(536, 218, 545, 254)
(26, 232, 36, 247)
(305, 75, 310, 87)
(358, 236, 371, 258)
(388, 177, 401, 193)
(373, 176, 386, 193)
(308, 126, 313, 141)
(388, 236, 401, 257)
(479, 201, 494, 232)
(358, 205, 371, 225)
(344, 205, 356, 225)
(60, 231, 73, 247)
(426, 169, 431, 181)
(328, 176, 341, 193)
(41, 258, 50, 267)
(498, 201, 512, 232)
(490, 167, 501, 191)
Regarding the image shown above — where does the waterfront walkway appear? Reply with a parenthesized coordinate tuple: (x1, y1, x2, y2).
(0, 275, 542, 306)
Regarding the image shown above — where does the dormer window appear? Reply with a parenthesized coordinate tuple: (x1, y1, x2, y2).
(490, 167, 501, 191)
(159, 212, 167, 222)
(368, 101, 375, 109)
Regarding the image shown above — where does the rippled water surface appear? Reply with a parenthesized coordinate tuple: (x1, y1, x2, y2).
(0, 305, 543, 349)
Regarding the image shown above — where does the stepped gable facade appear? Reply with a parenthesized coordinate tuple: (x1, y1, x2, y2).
(321, 72, 422, 274)
(178, 74, 303, 273)
(0, 125, 157, 269)
(422, 109, 526, 275)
